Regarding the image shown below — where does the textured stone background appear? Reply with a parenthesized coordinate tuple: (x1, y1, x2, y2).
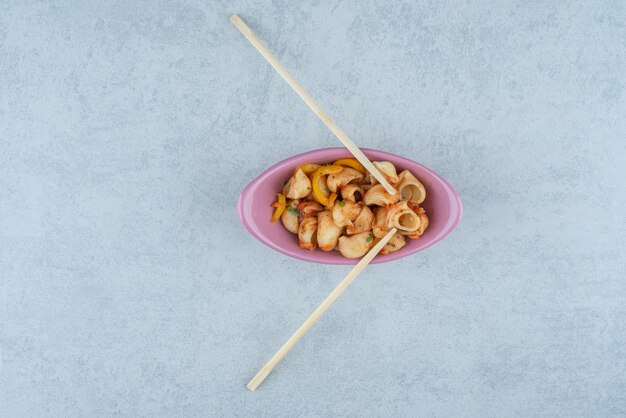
(1, 1, 625, 416)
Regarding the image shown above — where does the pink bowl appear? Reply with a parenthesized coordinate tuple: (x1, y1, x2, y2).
(237, 148, 462, 264)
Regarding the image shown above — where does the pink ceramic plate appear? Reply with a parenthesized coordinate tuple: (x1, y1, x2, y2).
(238, 148, 462, 264)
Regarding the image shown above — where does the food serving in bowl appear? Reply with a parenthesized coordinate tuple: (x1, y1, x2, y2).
(270, 158, 430, 258)
(238, 148, 463, 265)
(231, 16, 466, 390)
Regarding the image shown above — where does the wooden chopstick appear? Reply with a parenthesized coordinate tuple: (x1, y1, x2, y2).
(230, 15, 397, 195)
(246, 228, 398, 391)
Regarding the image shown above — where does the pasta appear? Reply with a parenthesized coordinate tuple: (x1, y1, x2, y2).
(340, 184, 364, 202)
(285, 168, 312, 199)
(326, 167, 363, 193)
(386, 201, 420, 233)
(416, 207, 429, 235)
(271, 158, 430, 258)
(280, 199, 300, 234)
(331, 200, 361, 228)
(298, 200, 324, 217)
(317, 210, 343, 251)
(372, 206, 389, 239)
(346, 204, 373, 235)
(397, 169, 426, 205)
(338, 232, 374, 259)
(372, 161, 399, 185)
(363, 184, 399, 206)
(298, 217, 318, 250)
(380, 232, 406, 255)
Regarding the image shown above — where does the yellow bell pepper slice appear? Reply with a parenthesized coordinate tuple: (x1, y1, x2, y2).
(311, 165, 343, 207)
(270, 193, 286, 222)
(327, 192, 338, 207)
(333, 158, 366, 174)
(293, 163, 321, 176)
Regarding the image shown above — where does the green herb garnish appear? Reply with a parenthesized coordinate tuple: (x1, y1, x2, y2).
(366, 234, 373, 242)
(338, 201, 345, 207)
(287, 206, 300, 216)
(388, 243, 396, 247)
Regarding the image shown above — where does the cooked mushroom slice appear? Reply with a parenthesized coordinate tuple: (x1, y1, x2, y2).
(285, 168, 312, 199)
(346, 204, 374, 235)
(317, 210, 343, 251)
(326, 167, 363, 193)
(397, 170, 426, 205)
(337, 232, 374, 258)
(298, 217, 318, 250)
(280, 199, 300, 234)
(363, 184, 399, 206)
(380, 232, 407, 255)
(331, 200, 361, 228)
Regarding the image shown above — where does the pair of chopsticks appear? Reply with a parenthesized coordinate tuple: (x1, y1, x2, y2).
(231, 14, 398, 391)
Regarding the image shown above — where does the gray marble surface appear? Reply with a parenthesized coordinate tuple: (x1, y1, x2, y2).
(1, 1, 625, 416)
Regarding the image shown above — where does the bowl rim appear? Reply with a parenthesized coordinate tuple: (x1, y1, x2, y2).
(238, 147, 463, 264)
